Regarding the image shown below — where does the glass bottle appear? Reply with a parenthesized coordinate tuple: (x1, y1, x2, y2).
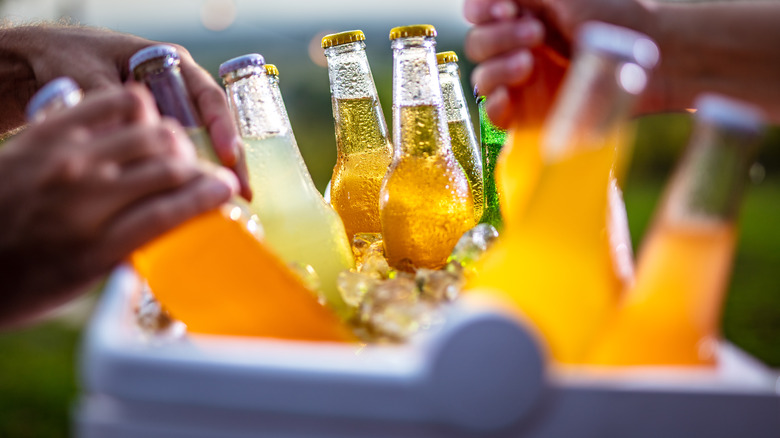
(130, 45, 351, 341)
(220, 54, 355, 318)
(475, 89, 507, 230)
(588, 94, 764, 366)
(381, 24, 475, 272)
(322, 30, 393, 241)
(26, 77, 83, 123)
(468, 22, 659, 363)
(437, 51, 484, 223)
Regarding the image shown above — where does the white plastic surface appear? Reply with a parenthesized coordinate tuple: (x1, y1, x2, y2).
(77, 266, 780, 438)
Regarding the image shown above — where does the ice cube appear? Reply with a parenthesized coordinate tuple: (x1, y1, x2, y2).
(351, 232, 383, 262)
(447, 224, 500, 271)
(416, 267, 464, 302)
(135, 286, 174, 335)
(337, 271, 380, 308)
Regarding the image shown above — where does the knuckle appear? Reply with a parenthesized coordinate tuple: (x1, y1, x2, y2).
(158, 159, 191, 187)
(51, 153, 88, 184)
(146, 202, 179, 229)
(200, 87, 227, 107)
(141, 123, 178, 155)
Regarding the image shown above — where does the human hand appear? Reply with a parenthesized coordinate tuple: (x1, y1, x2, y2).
(2, 25, 251, 199)
(0, 84, 237, 328)
(463, 0, 652, 127)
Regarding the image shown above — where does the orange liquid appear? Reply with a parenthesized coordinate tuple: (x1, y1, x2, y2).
(131, 207, 354, 342)
(381, 105, 475, 271)
(587, 220, 736, 366)
(331, 149, 392, 240)
(496, 127, 543, 225)
(330, 97, 393, 240)
(498, 47, 568, 225)
(468, 144, 621, 363)
(381, 154, 475, 271)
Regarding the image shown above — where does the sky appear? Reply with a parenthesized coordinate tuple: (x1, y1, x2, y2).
(1, 0, 470, 40)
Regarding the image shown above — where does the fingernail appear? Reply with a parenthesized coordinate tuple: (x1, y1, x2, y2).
(516, 20, 544, 44)
(508, 50, 533, 76)
(491, 1, 519, 21)
(212, 166, 239, 197)
(230, 136, 243, 164)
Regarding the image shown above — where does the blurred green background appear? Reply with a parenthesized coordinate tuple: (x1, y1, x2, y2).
(1, 0, 779, 437)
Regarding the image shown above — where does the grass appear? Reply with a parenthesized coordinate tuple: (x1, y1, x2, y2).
(0, 321, 80, 438)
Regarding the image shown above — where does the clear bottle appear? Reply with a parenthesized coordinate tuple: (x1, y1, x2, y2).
(322, 30, 394, 241)
(475, 90, 507, 230)
(25, 77, 83, 123)
(588, 94, 764, 366)
(130, 45, 351, 341)
(220, 54, 355, 318)
(469, 22, 658, 362)
(437, 51, 484, 223)
(381, 24, 475, 272)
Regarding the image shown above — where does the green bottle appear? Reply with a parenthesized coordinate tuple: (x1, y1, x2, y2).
(476, 90, 508, 230)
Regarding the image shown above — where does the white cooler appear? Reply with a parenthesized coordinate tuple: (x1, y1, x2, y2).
(75, 265, 780, 437)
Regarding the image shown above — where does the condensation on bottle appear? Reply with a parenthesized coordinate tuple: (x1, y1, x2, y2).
(475, 89, 508, 231)
(129, 46, 352, 342)
(436, 51, 484, 223)
(322, 30, 394, 241)
(381, 24, 475, 272)
(220, 54, 356, 319)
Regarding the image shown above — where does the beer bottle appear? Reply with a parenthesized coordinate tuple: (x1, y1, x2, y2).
(130, 45, 351, 341)
(381, 24, 475, 271)
(475, 89, 507, 230)
(26, 77, 83, 123)
(322, 30, 393, 241)
(437, 51, 484, 223)
(220, 54, 355, 318)
(469, 23, 658, 362)
(588, 94, 764, 366)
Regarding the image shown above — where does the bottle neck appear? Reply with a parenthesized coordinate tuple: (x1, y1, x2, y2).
(324, 41, 379, 101)
(438, 62, 469, 124)
(224, 68, 289, 139)
(392, 36, 450, 157)
(326, 41, 390, 156)
(477, 96, 507, 145)
(134, 58, 201, 128)
(663, 121, 759, 224)
(542, 51, 647, 163)
(30, 93, 82, 123)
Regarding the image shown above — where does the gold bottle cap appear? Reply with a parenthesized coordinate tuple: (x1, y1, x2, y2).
(264, 64, 279, 77)
(389, 24, 437, 40)
(321, 30, 366, 48)
(436, 51, 458, 64)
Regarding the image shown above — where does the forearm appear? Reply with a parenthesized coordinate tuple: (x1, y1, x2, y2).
(641, 1, 780, 120)
(0, 26, 39, 133)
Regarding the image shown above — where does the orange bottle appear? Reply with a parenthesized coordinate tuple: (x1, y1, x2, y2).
(381, 25, 475, 271)
(129, 45, 352, 342)
(587, 94, 764, 366)
(322, 30, 394, 241)
(468, 23, 659, 362)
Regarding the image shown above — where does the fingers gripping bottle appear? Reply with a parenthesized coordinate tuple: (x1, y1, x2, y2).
(381, 24, 476, 272)
(588, 94, 764, 366)
(322, 30, 394, 241)
(26, 77, 83, 122)
(437, 51, 484, 223)
(468, 23, 658, 363)
(130, 45, 352, 341)
(475, 90, 507, 230)
(220, 54, 355, 318)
